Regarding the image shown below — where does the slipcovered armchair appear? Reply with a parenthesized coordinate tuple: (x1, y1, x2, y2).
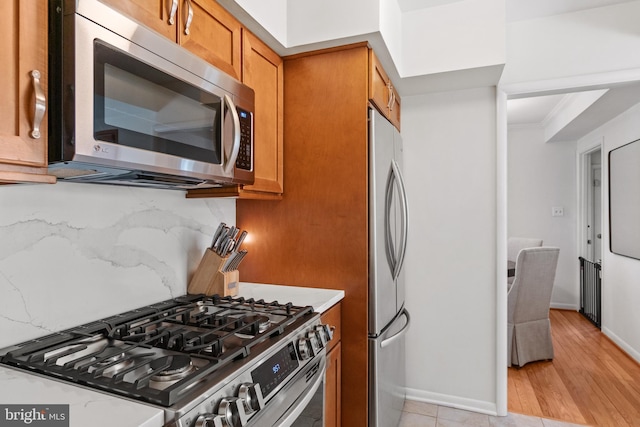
(508, 247, 560, 367)
(507, 237, 543, 285)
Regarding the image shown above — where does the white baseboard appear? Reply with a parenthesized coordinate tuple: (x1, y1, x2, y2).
(550, 302, 579, 310)
(602, 326, 640, 364)
(405, 387, 498, 416)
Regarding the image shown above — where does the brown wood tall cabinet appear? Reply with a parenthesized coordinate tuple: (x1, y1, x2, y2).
(237, 43, 377, 427)
(0, 0, 55, 184)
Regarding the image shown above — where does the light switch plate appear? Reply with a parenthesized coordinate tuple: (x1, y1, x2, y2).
(552, 206, 564, 217)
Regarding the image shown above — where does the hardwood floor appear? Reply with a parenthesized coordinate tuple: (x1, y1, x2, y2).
(508, 309, 640, 427)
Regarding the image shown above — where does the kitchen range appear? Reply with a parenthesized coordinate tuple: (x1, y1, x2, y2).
(0, 293, 334, 427)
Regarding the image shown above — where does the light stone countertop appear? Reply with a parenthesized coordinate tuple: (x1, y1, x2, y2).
(0, 283, 344, 427)
(237, 282, 344, 313)
(0, 366, 164, 427)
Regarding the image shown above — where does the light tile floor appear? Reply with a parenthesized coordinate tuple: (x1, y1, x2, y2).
(400, 401, 591, 427)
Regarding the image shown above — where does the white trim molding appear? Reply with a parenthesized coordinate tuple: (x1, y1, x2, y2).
(405, 387, 499, 416)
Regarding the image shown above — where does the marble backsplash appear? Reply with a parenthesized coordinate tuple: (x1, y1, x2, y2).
(0, 181, 235, 348)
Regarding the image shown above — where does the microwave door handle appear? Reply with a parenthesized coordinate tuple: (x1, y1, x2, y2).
(223, 94, 241, 174)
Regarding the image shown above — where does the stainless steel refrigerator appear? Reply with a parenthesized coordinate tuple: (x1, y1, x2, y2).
(368, 107, 411, 427)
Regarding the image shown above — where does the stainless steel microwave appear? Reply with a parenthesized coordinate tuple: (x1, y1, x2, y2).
(48, 0, 254, 189)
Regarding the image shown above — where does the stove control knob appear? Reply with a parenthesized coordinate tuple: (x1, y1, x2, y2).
(238, 382, 265, 414)
(321, 323, 334, 341)
(194, 413, 224, 427)
(307, 331, 321, 352)
(217, 397, 248, 427)
(314, 325, 329, 346)
(297, 337, 313, 360)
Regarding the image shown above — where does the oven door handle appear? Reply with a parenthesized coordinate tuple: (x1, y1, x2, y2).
(273, 363, 326, 427)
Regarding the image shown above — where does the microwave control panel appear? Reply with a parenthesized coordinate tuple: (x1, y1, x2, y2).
(236, 108, 253, 171)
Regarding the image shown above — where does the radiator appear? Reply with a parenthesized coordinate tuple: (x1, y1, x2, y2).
(579, 257, 601, 328)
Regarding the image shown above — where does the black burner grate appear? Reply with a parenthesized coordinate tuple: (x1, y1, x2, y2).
(0, 294, 314, 407)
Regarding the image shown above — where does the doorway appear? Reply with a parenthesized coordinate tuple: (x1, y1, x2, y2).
(500, 78, 640, 423)
(583, 148, 602, 263)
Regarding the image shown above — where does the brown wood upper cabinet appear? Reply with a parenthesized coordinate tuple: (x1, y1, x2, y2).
(0, 1, 55, 184)
(187, 29, 284, 200)
(101, 0, 242, 80)
(102, 0, 284, 199)
(235, 31, 284, 198)
(369, 50, 401, 131)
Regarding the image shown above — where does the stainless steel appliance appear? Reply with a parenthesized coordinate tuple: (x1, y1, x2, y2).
(48, 0, 254, 189)
(0, 295, 331, 427)
(368, 107, 411, 427)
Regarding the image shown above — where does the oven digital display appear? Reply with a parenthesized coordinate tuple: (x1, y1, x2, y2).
(251, 342, 299, 396)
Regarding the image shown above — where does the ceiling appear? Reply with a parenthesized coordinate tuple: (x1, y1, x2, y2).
(396, 0, 634, 21)
(507, 83, 640, 142)
(505, 0, 635, 22)
(504, 0, 640, 141)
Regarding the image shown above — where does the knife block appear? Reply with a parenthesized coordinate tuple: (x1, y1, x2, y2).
(187, 248, 239, 297)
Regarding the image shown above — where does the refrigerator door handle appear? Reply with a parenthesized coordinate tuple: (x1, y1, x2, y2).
(384, 165, 397, 275)
(385, 160, 409, 280)
(391, 160, 409, 279)
(380, 309, 410, 349)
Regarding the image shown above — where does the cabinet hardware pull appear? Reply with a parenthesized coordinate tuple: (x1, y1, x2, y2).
(168, 0, 178, 25)
(387, 82, 393, 110)
(30, 70, 46, 139)
(184, 0, 194, 35)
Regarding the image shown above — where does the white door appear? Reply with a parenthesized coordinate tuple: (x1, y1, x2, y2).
(592, 165, 602, 262)
(585, 150, 602, 262)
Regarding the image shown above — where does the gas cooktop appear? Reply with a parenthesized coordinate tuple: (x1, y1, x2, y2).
(0, 294, 332, 427)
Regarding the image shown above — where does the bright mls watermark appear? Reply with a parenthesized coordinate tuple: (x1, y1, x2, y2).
(0, 405, 69, 426)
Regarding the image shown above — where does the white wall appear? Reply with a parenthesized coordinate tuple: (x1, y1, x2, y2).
(231, 0, 287, 43)
(507, 126, 578, 308)
(403, 87, 498, 413)
(379, 0, 403, 64)
(227, 0, 505, 92)
(577, 101, 640, 363)
(0, 183, 234, 349)
(287, 0, 379, 47)
(400, 0, 505, 77)
(501, 1, 640, 86)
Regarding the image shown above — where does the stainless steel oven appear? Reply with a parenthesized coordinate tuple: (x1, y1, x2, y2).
(247, 352, 325, 426)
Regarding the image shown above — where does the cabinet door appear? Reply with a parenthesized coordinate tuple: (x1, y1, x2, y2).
(185, 29, 284, 200)
(325, 342, 342, 427)
(321, 303, 342, 427)
(0, 1, 52, 177)
(368, 49, 391, 120)
(100, 0, 179, 41)
(389, 84, 401, 131)
(369, 49, 402, 131)
(179, 0, 242, 80)
(239, 31, 284, 196)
